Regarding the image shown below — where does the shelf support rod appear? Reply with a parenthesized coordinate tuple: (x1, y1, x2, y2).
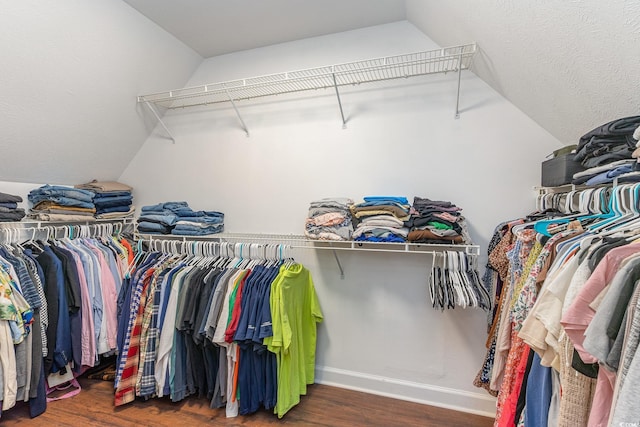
(332, 73, 347, 129)
(330, 246, 345, 279)
(224, 88, 250, 137)
(144, 101, 175, 143)
(455, 51, 464, 119)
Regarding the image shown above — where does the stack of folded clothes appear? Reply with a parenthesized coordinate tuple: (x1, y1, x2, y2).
(75, 180, 134, 219)
(572, 116, 640, 185)
(0, 191, 26, 222)
(572, 159, 638, 186)
(405, 197, 472, 244)
(304, 198, 354, 241)
(138, 201, 224, 236)
(351, 196, 410, 243)
(28, 185, 96, 221)
(574, 116, 640, 168)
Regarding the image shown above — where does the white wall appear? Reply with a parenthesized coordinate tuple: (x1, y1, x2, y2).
(120, 21, 562, 416)
(406, 0, 640, 145)
(0, 0, 202, 185)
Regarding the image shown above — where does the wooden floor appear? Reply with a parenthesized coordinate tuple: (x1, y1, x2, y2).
(2, 378, 495, 427)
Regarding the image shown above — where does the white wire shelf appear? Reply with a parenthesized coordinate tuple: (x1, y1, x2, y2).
(137, 232, 480, 256)
(137, 43, 477, 140)
(137, 232, 480, 279)
(139, 44, 476, 108)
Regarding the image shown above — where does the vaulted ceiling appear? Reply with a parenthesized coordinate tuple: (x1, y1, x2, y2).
(122, 0, 407, 58)
(2, 0, 638, 185)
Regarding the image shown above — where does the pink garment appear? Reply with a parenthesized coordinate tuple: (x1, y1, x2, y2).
(561, 243, 640, 427)
(306, 212, 346, 227)
(86, 242, 118, 352)
(562, 244, 640, 361)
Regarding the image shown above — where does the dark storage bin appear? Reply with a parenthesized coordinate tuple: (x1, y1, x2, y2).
(541, 153, 585, 187)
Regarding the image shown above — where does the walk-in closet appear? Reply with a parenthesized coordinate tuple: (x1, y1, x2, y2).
(1, 1, 638, 426)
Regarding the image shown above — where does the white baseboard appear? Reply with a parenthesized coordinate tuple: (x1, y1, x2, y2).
(315, 366, 497, 418)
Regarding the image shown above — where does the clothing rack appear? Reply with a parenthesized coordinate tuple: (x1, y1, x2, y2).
(0, 218, 135, 245)
(137, 232, 480, 279)
(534, 182, 640, 214)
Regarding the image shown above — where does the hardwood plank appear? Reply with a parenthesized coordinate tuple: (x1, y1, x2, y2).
(1, 379, 494, 426)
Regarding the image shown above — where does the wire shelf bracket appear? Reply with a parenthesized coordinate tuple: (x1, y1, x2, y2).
(143, 101, 175, 143)
(137, 43, 477, 139)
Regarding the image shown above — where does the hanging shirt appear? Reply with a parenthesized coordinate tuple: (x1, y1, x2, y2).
(265, 263, 323, 418)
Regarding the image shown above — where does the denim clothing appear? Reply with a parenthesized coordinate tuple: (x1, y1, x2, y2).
(93, 197, 133, 209)
(92, 190, 131, 198)
(96, 205, 133, 215)
(28, 195, 95, 209)
(171, 224, 224, 236)
(138, 221, 172, 234)
(29, 185, 95, 203)
(138, 213, 178, 226)
(173, 208, 224, 220)
(140, 202, 224, 234)
(175, 215, 224, 225)
(141, 201, 188, 213)
(0, 202, 18, 209)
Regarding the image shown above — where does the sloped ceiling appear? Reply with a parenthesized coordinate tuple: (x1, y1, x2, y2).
(121, 0, 407, 58)
(407, 0, 640, 145)
(4, 0, 637, 187)
(121, 0, 640, 147)
(0, 0, 201, 185)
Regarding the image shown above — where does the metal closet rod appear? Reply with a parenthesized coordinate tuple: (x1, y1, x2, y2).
(135, 233, 479, 254)
(136, 233, 480, 280)
(0, 221, 131, 244)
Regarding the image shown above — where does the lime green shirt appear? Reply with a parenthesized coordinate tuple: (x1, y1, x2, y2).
(265, 263, 323, 418)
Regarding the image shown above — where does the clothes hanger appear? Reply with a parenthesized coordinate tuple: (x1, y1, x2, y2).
(535, 185, 618, 237)
(590, 184, 635, 233)
(599, 183, 640, 236)
(429, 252, 443, 310)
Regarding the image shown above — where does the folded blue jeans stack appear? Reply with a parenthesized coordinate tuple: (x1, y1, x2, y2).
(28, 185, 95, 208)
(27, 185, 96, 220)
(138, 201, 224, 235)
(92, 191, 133, 217)
(75, 180, 134, 219)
